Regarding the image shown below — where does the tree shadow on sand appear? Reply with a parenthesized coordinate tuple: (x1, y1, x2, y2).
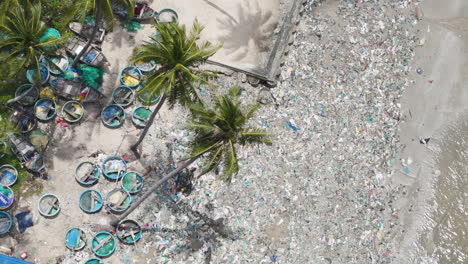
(216, 0, 278, 61)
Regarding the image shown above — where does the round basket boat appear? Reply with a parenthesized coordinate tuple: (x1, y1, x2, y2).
(37, 193, 60, 217)
(79, 189, 103, 213)
(62, 101, 85, 123)
(34, 98, 57, 121)
(157, 8, 178, 23)
(120, 66, 142, 88)
(91, 231, 116, 257)
(135, 60, 156, 73)
(19, 113, 37, 133)
(112, 86, 135, 107)
(0, 141, 7, 159)
(85, 258, 104, 264)
(75, 162, 100, 185)
(15, 84, 39, 106)
(0, 165, 18, 187)
(106, 188, 131, 213)
(26, 64, 50, 84)
(116, 219, 142, 244)
(137, 86, 160, 105)
(65, 228, 87, 251)
(101, 104, 125, 128)
(122, 172, 144, 194)
(0, 211, 13, 235)
(131, 106, 152, 127)
(47, 55, 70, 75)
(102, 156, 127, 180)
(0, 185, 14, 210)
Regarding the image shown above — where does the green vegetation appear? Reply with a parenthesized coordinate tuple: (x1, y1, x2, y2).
(129, 20, 221, 157)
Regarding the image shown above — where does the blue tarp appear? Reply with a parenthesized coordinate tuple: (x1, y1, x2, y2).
(0, 254, 34, 264)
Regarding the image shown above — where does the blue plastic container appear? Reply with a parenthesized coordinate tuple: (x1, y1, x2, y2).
(101, 156, 127, 180)
(79, 189, 103, 213)
(34, 98, 57, 121)
(0, 165, 18, 187)
(0, 211, 13, 235)
(101, 104, 125, 128)
(75, 162, 100, 185)
(91, 231, 116, 257)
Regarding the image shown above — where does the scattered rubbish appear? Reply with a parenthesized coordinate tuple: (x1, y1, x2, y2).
(416, 68, 423, 74)
(419, 138, 430, 144)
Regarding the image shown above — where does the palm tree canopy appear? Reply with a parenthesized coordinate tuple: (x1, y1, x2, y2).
(0, 1, 70, 79)
(130, 20, 221, 107)
(187, 87, 272, 182)
(63, 0, 135, 31)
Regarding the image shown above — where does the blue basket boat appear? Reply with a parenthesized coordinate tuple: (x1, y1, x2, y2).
(62, 101, 85, 123)
(131, 106, 152, 127)
(85, 258, 104, 264)
(116, 219, 142, 244)
(0, 185, 14, 210)
(79, 189, 103, 213)
(0, 211, 13, 235)
(46, 55, 70, 75)
(135, 60, 156, 73)
(122, 172, 143, 194)
(75, 162, 100, 185)
(37, 193, 60, 217)
(34, 98, 57, 121)
(120, 66, 142, 88)
(18, 113, 37, 133)
(15, 84, 39, 106)
(91, 231, 116, 257)
(65, 228, 86, 251)
(106, 188, 131, 213)
(0, 165, 18, 187)
(26, 64, 50, 84)
(101, 104, 125, 128)
(157, 8, 178, 23)
(137, 85, 160, 105)
(112, 86, 135, 107)
(102, 156, 127, 180)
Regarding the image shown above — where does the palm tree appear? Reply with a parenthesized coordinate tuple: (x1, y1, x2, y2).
(64, 0, 135, 67)
(0, 1, 70, 103)
(111, 87, 271, 227)
(129, 20, 221, 158)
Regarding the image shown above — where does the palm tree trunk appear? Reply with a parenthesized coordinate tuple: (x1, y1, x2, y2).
(71, 7, 102, 67)
(110, 156, 198, 227)
(130, 94, 167, 158)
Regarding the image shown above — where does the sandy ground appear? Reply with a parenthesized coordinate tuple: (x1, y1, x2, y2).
(394, 0, 468, 262)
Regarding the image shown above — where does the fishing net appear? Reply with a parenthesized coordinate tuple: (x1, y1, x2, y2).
(39, 28, 61, 43)
(28, 129, 48, 152)
(79, 64, 104, 89)
(124, 21, 141, 32)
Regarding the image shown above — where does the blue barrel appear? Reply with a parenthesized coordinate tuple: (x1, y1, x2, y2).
(112, 86, 135, 107)
(34, 98, 57, 121)
(91, 231, 116, 257)
(122, 172, 144, 194)
(131, 106, 152, 127)
(65, 228, 86, 251)
(15, 84, 39, 106)
(79, 189, 103, 213)
(0, 165, 18, 187)
(116, 219, 142, 244)
(101, 156, 127, 180)
(0, 211, 13, 235)
(37, 193, 60, 217)
(120, 66, 142, 88)
(75, 162, 100, 185)
(106, 188, 131, 213)
(26, 64, 50, 84)
(101, 104, 125, 128)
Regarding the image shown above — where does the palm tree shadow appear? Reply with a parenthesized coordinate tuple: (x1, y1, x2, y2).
(216, 0, 278, 61)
